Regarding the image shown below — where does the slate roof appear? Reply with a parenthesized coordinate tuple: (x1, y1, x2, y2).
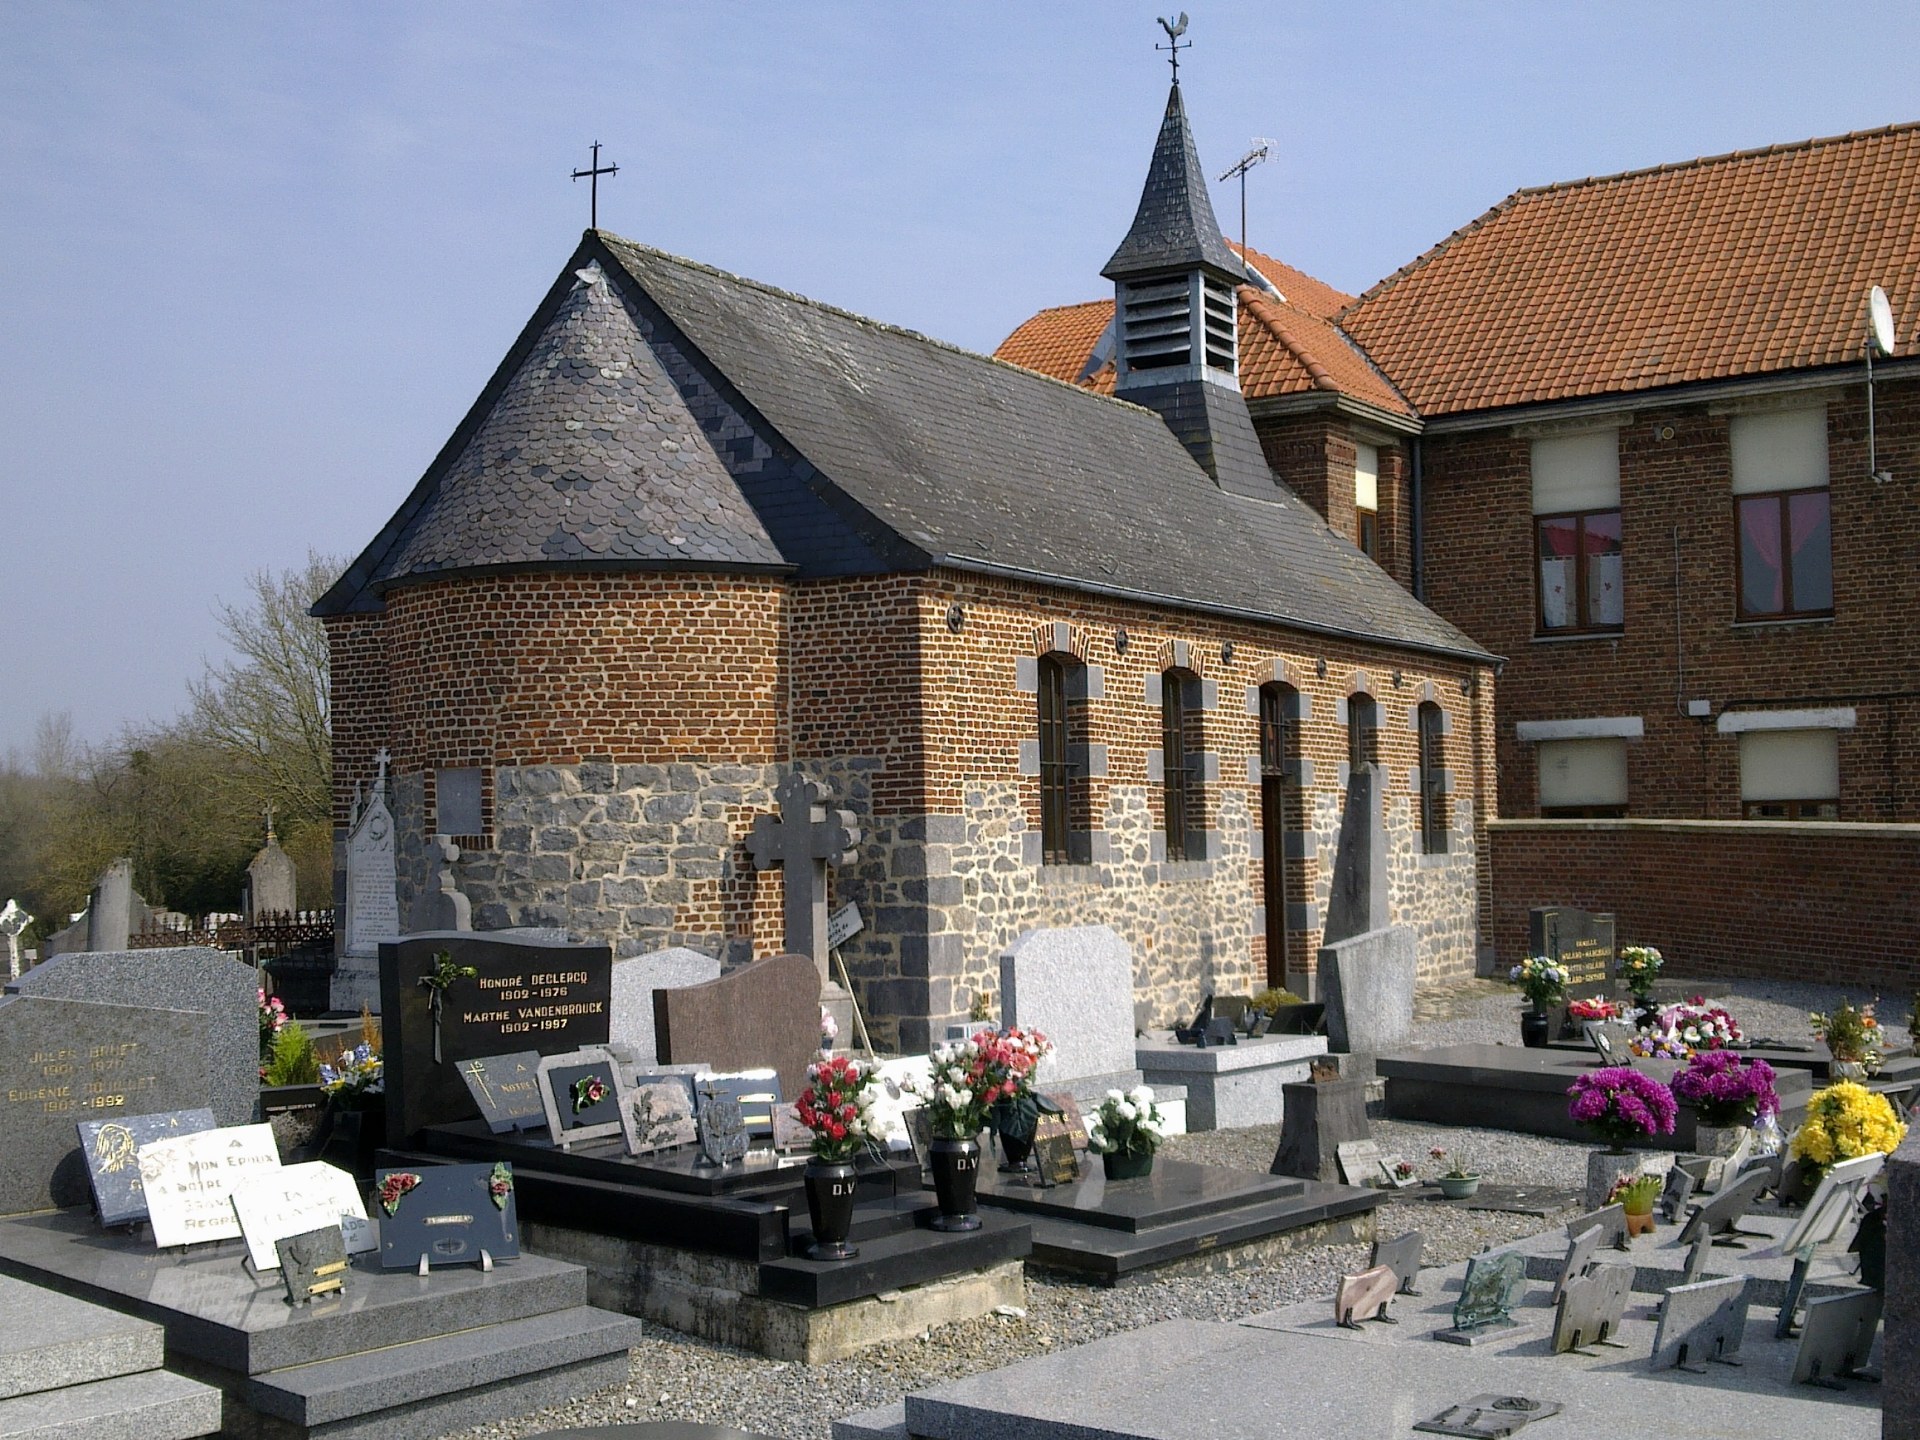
(1341, 121, 1920, 417)
(1102, 84, 1242, 280)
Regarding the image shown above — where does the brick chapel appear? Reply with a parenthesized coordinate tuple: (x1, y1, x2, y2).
(316, 76, 1499, 1050)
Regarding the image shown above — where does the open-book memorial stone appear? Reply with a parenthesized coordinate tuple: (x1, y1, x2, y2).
(1552, 1261, 1633, 1354)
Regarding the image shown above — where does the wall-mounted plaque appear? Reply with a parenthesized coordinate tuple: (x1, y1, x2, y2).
(229, 1161, 374, 1270)
(535, 1048, 628, 1150)
(375, 1162, 518, 1271)
(137, 1124, 280, 1247)
(78, 1108, 216, 1226)
(456, 1052, 546, 1133)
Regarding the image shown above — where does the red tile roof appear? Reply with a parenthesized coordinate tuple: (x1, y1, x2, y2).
(1341, 122, 1920, 417)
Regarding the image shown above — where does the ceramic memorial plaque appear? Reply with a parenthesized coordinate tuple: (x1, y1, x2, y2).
(1336, 1140, 1385, 1188)
(456, 1052, 546, 1133)
(625, 1080, 699, 1155)
(1414, 1396, 1563, 1437)
(276, 1225, 349, 1306)
(696, 1091, 750, 1167)
(1370, 1231, 1424, 1295)
(137, 1124, 280, 1247)
(229, 1162, 374, 1270)
(77, 1108, 215, 1226)
(698, 1069, 781, 1138)
(1650, 1274, 1748, 1371)
(536, 1047, 628, 1149)
(1032, 1118, 1080, 1187)
(1553, 1224, 1602, 1304)
(375, 1162, 518, 1270)
(769, 1102, 813, 1153)
(1792, 1289, 1882, 1386)
(1041, 1092, 1090, 1150)
(1552, 1263, 1632, 1354)
(1439, 1249, 1528, 1344)
(1334, 1263, 1398, 1328)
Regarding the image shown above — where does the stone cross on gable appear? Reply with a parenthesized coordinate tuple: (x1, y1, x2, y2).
(748, 774, 860, 980)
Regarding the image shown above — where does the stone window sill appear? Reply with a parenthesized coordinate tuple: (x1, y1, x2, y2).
(1530, 630, 1624, 644)
(1731, 615, 1834, 632)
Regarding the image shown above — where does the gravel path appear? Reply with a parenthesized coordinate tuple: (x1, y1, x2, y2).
(462, 975, 1879, 1440)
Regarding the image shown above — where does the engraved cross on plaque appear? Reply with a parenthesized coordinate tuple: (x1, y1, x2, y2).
(747, 773, 860, 981)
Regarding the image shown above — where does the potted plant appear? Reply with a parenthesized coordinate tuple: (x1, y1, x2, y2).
(983, 1026, 1055, 1171)
(1567, 1065, 1676, 1207)
(794, 1055, 878, 1260)
(257, 988, 290, 1076)
(909, 1032, 1003, 1231)
(1606, 1172, 1663, 1237)
(1508, 957, 1568, 1047)
(1810, 998, 1883, 1081)
(1619, 944, 1664, 1021)
(1429, 1146, 1480, 1199)
(1088, 1085, 1167, 1180)
(1791, 1080, 1908, 1181)
(1669, 1050, 1779, 1155)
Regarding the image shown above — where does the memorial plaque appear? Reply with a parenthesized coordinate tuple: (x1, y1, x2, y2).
(698, 1070, 781, 1138)
(1792, 1289, 1882, 1386)
(78, 1108, 216, 1226)
(230, 1161, 374, 1270)
(769, 1102, 812, 1153)
(1370, 1230, 1424, 1295)
(1565, 1202, 1627, 1253)
(1553, 1262, 1633, 1354)
(277, 1225, 349, 1306)
(1529, 905, 1616, 993)
(137, 1124, 281, 1247)
(1031, 1112, 1080, 1186)
(1336, 1140, 1386, 1188)
(901, 1107, 933, 1172)
(1553, 1224, 1602, 1304)
(0, 995, 212, 1215)
(536, 1048, 627, 1149)
(1041, 1092, 1090, 1151)
(626, 1080, 698, 1155)
(375, 1162, 519, 1271)
(1334, 1263, 1398, 1328)
(1658, 1164, 1699, 1224)
(1650, 1274, 1748, 1371)
(1676, 1167, 1770, 1248)
(1414, 1396, 1563, 1437)
(696, 1093, 749, 1167)
(456, 1052, 545, 1133)
(1439, 1249, 1528, 1344)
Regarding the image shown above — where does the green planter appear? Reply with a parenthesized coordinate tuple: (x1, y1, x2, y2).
(1436, 1174, 1481, 1200)
(1102, 1149, 1155, 1181)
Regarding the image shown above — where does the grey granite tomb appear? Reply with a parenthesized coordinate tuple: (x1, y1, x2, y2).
(1315, 765, 1416, 1055)
(609, 945, 722, 1066)
(1884, 1127, 1920, 1435)
(999, 925, 1143, 1103)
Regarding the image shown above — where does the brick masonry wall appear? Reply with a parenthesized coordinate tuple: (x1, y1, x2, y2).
(1252, 412, 1414, 586)
(1489, 818, 1920, 995)
(1421, 377, 1920, 821)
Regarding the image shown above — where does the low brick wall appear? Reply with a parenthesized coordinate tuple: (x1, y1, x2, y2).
(1487, 819, 1920, 994)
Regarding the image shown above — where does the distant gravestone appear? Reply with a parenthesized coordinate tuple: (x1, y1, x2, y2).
(655, 953, 822, 1102)
(86, 859, 136, 953)
(1317, 765, 1416, 1053)
(380, 932, 612, 1142)
(410, 835, 473, 934)
(1270, 1076, 1370, 1183)
(609, 946, 722, 1067)
(245, 821, 298, 920)
(1530, 905, 1616, 994)
(999, 926, 1140, 1094)
(337, 750, 401, 1012)
(0, 995, 213, 1215)
(1323, 764, 1389, 943)
(7, 946, 258, 1126)
(0, 900, 31, 981)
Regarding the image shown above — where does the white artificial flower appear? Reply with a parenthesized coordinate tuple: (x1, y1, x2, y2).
(1117, 1102, 1137, 1122)
(1106, 1089, 1125, 1104)
(1130, 1085, 1155, 1106)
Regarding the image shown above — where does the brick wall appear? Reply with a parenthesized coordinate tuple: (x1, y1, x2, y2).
(1253, 412, 1413, 584)
(1421, 377, 1920, 821)
(1488, 818, 1920, 995)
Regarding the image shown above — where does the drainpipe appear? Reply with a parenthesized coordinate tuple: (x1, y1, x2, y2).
(1410, 436, 1426, 601)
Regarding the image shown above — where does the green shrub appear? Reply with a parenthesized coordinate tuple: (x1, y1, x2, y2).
(263, 1020, 319, 1086)
(1250, 987, 1306, 1016)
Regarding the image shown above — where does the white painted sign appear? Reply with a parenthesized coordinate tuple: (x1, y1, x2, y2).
(136, 1124, 281, 1247)
(229, 1161, 374, 1269)
(827, 902, 864, 950)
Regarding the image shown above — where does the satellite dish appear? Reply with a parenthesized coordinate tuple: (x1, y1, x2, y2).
(1869, 285, 1896, 355)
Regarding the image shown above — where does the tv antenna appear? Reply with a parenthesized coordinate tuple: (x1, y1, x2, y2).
(1218, 141, 1277, 280)
(1866, 284, 1897, 483)
(571, 141, 619, 230)
(1156, 13, 1190, 84)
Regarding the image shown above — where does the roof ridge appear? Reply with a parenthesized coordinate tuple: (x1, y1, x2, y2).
(1342, 118, 1920, 321)
(1238, 287, 1337, 392)
(1241, 286, 1416, 414)
(596, 232, 1170, 421)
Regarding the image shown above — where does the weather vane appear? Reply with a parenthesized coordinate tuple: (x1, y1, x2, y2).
(1156, 13, 1190, 84)
(571, 141, 619, 229)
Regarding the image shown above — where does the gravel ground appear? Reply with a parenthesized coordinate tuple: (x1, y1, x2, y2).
(459, 974, 1879, 1440)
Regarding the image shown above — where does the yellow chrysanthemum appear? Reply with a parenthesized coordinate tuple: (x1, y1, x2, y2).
(1790, 1081, 1907, 1177)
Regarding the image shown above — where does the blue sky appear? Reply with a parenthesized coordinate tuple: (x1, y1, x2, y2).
(3, 2, 1915, 753)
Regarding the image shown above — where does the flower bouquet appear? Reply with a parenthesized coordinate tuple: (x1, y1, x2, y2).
(1509, 956, 1569, 1010)
(1627, 1029, 1690, 1060)
(982, 1026, 1056, 1167)
(1568, 995, 1622, 1023)
(795, 1055, 878, 1162)
(1630, 998, 1741, 1058)
(1088, 1085, 1167, 1179)
(1567, 1066, 1677, 1148)
(1791, 1080, 1907, 1178)
(1619, 944, 1663, 1004)
(1810, 998, 1882, 1074)
(318, 1043, 384, 1110)
(257, 988, 289, 1062)
(818, 1004, 839, 1054)
(910, 1032, 1010, 1231)
(1670, 1050, 1779, 1128)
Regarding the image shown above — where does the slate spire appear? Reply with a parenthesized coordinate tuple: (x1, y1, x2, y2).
(1102, 83, 1241, 282)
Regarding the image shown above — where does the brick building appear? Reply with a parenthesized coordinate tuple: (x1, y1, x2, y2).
(315, 79, 1498, 1049)
(1003, 121, 1920, 988)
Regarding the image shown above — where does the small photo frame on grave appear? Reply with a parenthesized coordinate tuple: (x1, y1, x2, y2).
(623, 1079, 699, 1156)
(536, 1047, 629, 1150)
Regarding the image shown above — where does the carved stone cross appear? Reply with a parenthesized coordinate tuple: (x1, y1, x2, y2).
(748, 774, 860, 980)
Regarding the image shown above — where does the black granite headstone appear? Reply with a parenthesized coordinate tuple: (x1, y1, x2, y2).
(380, 933, 611, 1142)
(77, 1107, 217, 1225)
(1529, 906, 1616, 993)
(374, 1162, 519, 1270)
(455, 1052, 545, 1133)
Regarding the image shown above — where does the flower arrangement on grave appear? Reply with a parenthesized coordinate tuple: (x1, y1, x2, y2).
(1088, 1086, 1167, 1158)
(1630, 998, 1740, 1058)
(1669, 1050, 1779, 1128)
(1605, 1172, 1662, 1216)
(818, 1005, 839, 1054)
(1508, 956, 1569, 1010)
(1394, 1159, 1417, 1182)
(980, 1027, 1056, 1146)
(795, 1054, 880, 1162)
(1791, 1080, 1907, 1178)
(487, 1162, 513, 1211)
(570, 1075, 609, 1114)
(1619, 944, 1664, 1004)
(1626, 1029, 1690, 1060)
(257, 988, 289, 1060)
(1251, 986, 1307, 1016)
(376, 1171, 420, 1216)
(1567, 995, 1622, 1023)
(318, 1042, 384, 1110)
(1810, 998, 1882, 1071)
(968, 990, 994, 1023)
(1567, 1066, 1678, 1149)
(1428, 1146, 1475, 1180)
(910, 1032, 1005, 1140)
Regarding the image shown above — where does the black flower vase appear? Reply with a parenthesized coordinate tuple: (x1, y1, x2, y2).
(803, 1157, 859, 1261)
(1521, 1005, 1552, 1048)
(993, 1101, 1035, 1172)
(928, 1137, 983, 1231)
(314, 1105, 387, 1181)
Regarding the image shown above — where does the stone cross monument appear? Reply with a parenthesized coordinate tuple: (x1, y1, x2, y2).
(0, 899, 30, 980)
(747, 773, 860, 983)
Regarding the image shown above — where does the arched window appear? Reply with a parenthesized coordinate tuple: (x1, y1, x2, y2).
(1258, 683, 1300, 984)
(1037, 654, 1072, 865)
(1417, 701, 1447, 854)
(1161, 669, 1198, 861)
(1347, 692, 1379, 773)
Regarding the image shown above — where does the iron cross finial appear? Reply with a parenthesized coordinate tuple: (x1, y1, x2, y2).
(571, 141, 619, 229)
(1156, 13, 1190, 83)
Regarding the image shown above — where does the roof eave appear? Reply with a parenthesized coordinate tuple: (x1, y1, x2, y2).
(1245, 390, 1425, 436)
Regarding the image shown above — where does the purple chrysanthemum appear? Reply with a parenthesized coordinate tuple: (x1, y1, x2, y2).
(1567, 1066, 1678, 1145)
(1670, 1051, 1779, 1126)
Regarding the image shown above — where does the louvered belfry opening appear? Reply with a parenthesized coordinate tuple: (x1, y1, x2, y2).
(1117, 272, 1236, 379)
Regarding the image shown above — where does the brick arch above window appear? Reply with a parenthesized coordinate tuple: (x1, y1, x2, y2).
(1157, 638, 1205, 675)
(1029, 621, 1092, 661)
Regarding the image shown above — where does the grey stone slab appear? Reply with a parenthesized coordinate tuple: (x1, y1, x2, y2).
(1650, 1274, 1749, 1370)
(1883, 1126, 1920, 1436)
(0, 996, 212, 1216)
(1552, 1261, 1634, 1353)
(0, 1275, 161, 1399)
(263, 1349, 632, 1440)
(1270, 1078, 1368, 1182)
(999, 926, 1135, 1085)
(975, 1158, 1304, 1233)
(609, 947, 721, 1067)
(1317, 925, 1416, 1054)
(1135, 1033, 1320, 1131)
(1321, 765, 1387, 943)
(0, 1368, 220, 1440)
(0, 1211, 588, 1376)
(831, 1401, 909, 1440)
(6, 947, 257, 1127)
